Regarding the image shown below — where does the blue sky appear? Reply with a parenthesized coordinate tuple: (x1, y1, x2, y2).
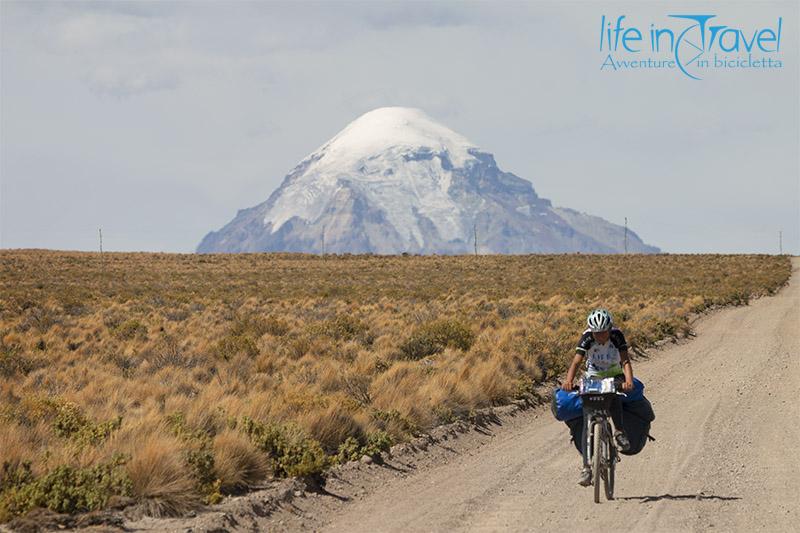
(1, 1, 797, 253)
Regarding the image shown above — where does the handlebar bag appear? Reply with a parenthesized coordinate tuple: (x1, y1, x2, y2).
(551, 377, 645, 421)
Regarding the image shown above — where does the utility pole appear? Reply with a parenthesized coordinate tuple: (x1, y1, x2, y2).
(779, 230, 782, 255)
(321, 227, 326, 257)
(623, 217, 628, 254)
(98, 228, 105, 270)
(473, 223, 478, 256)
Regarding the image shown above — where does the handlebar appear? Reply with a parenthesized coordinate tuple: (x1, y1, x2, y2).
(559, 384, 630, 396)
(576, 390, 627, 397)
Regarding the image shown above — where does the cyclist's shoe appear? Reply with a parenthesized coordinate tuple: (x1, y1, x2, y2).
(578, 467, 592, 487)
(614, 431, 630, 452)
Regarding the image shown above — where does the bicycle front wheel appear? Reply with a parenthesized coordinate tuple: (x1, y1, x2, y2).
(592, 422, 602, 504)
(604, 437, 615, 500)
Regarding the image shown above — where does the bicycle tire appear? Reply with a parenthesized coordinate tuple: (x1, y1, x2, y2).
(592, 422, 602, 504)
(604, 436, 615, 500)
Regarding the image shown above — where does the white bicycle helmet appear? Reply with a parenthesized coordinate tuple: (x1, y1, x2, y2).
(587, 308, 613, 332)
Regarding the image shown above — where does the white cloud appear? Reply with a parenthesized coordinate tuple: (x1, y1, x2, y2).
(54, 12, 153, 50)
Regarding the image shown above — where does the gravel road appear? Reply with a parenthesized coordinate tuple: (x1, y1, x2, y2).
(304, 258, 799, 533)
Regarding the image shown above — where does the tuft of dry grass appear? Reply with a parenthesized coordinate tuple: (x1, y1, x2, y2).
(124, 433, 199, 518)
(0, 250, 791, 521)
(298, 402, 365, 454)
(212, 430, 270, 494)
(0, 426, 37, 484)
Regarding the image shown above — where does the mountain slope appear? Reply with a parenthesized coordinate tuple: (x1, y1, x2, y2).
(198, 107, 659, 254)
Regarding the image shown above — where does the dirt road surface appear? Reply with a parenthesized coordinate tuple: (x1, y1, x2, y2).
(126, 258, 799, 533)
(295, 258, 799, 533)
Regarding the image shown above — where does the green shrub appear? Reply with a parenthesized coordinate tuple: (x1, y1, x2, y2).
(165, 412, 190, 438)
(185, 448, 214, 488)
(240, 417, 327, 478)
(1, 461, 34, 492)
(727, 290, 750, 306)
(334, 431, 393, 464)
(335, 437, 361, 464)
(432, 405, 460, 425)
(57, 289, 88, 316)
(185, 448, 221, 505)
(655, 320, 677, 337)
(513, 378, 537, 402)
(113, 320, 147, 340)
(282, 335, 311, 359)
(262, 316, 290, 337)
(228, 314, 288, 338)
(370, 409, 419, 438)
(211, 314, 281, 361)
(311, 315, 373, 345)
(213, 334, 258, 361)
(51, 402, 90, 439)
(52, 402, 122, 448)
(0, 455, 132, 521)
(0, 343, 39, 378)
(6, 397, 120, 448)
(362, 431, 393, 457)
(399, 319, 475, 360)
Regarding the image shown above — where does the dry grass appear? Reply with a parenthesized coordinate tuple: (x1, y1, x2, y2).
(0, 250, 791, 519)
(123, 431, 199, 518)
(212, 430, 270, 494)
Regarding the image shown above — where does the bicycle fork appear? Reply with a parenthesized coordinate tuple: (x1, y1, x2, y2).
(582, 413, 619, 468)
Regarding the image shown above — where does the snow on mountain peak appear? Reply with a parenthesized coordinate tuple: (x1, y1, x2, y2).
(311, 107, 479, 169)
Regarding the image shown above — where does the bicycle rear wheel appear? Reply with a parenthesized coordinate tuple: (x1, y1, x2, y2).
(592, 423, 602, 503)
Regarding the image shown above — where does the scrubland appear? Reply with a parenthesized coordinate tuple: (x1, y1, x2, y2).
(0, 250, 791, 521)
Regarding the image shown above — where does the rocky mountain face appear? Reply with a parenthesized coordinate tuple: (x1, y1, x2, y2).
(197, 107, 659, 254)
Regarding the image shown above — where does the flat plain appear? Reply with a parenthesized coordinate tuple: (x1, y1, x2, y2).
(0, 251, 790, 522)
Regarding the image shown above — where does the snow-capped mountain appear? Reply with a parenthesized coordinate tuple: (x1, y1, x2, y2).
(197, 107, 659, 254)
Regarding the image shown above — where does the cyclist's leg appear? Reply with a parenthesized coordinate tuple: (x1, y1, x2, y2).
(611, 375, 630, 451)
(578, 412, 592, 486)
(582, 412, 591, 467)
(610, 396, 624, 430)
(611, 375, 625, 430)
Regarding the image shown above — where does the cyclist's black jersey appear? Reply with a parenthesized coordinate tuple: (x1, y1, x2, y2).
(575, 328, 628, 377)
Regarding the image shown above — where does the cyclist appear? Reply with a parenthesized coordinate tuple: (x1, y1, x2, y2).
(562, 308, 634, 487)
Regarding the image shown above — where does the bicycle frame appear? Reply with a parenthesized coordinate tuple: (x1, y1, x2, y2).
(579, 377, 623, 502)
